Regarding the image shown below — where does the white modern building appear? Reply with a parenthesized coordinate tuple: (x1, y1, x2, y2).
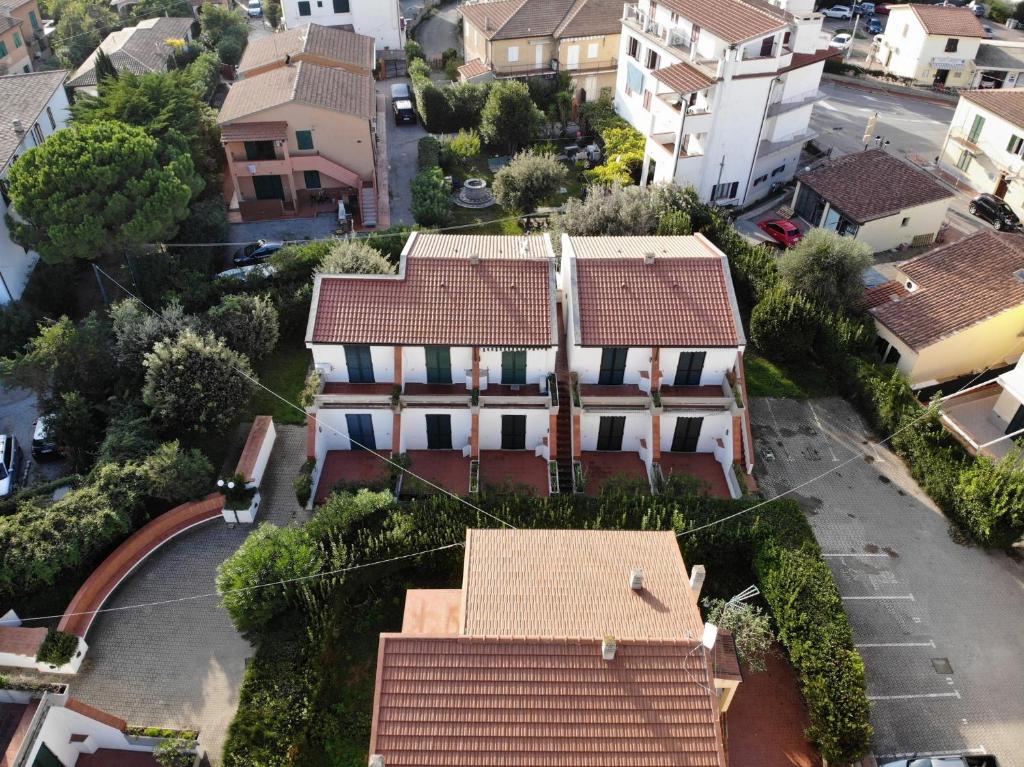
(281, 0, 401, 50)
(613, 0, 835, 205)
(304, 233, 560, 500)
(874, 3, 985, 87)
(560, 235, 753, 497)
(0, 69, 69, 303)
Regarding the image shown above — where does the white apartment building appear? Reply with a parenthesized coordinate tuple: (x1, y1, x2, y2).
(560, 235, 753, 498)
(0, 70, 69, 303)
(875, 3, 985, 87)
(940, 88, 1024, 218)
(281, 0, 402, 50)
(613, 0, 834, 205)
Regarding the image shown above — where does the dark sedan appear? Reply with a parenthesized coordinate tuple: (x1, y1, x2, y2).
(968, 193, 1020, 231)
(232, 239, 283, 266)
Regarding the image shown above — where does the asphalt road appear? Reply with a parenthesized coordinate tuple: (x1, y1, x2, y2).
(412, 0, 461, 59)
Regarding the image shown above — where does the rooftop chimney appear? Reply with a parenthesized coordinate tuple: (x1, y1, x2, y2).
(285, 53, 292, 65)
(11, 119, 24, 135)
(369, 756, 385, 767)
(643, 251, 655, 265)
(601, 636, 617, 661)
(629, 567, 644, 590)
(484, 14, 491, 31)
(689, 564, 706, 599)
(469, 252, 480, 265)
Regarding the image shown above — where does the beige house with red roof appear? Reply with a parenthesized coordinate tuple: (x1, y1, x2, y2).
(876, 3, 986, 86)
(560, 235, 752, 497)
(369, 529, 739, 767)
(869, 230, 1024, 387)
(236, 23, 374, 79)
(459, 0, 625, 93)
(304, 233, 560, 499)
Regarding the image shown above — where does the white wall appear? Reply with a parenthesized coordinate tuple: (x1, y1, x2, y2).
(571, 346, 652, 385)
(880, 9, 981, 84)
(403, 346, 473, 384)
(311, 344, 395, 383)
(855, 197, 951, 252)
(478, 408, 549, 451)
(401, 408, 472, 451)
(580, 411, 650, 452)
(660, 411, 733, 460)
(282, 0, 401, 48)
(659, 348, 737, 386)
(25, 704, 154, 767)
(316, 407, 393, 452)
(478, 348, 554, 387)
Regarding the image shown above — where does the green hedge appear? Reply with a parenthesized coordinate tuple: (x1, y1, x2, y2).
(37, 629, 79, 667)
(417, 136, 441, 170)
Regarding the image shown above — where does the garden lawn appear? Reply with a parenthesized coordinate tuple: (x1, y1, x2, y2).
(248, 340, 311, 425)
(745, 353, 832, 399)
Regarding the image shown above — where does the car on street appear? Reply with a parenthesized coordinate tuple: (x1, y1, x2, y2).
(983, 24, 994, 37)
(31, 415, 60, 461)
(232, 239, 283, 266)
(853, 1, 875, 13)
(874, 3, 892, 13)
(216, 263, 277, 281)
(393, 98, 416, 125)
(867, 17, 883, 33)
(830, 32, 853, 49)
(246, 0, 262, 16)
(968, 193, 1020, 230)
(822, 4, 853, 18)
(757, 218, 803, 247)
(0, 434, 21, 498)
(879, 756, 999, 767)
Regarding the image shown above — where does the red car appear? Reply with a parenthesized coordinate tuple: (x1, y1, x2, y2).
(874, 3, 891, 14)
(757, 219, 803, 247)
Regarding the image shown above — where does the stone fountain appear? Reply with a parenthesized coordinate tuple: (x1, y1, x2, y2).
(454, 177, 495, 208)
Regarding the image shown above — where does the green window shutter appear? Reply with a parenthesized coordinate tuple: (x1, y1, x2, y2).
(29, 10, 38, 29)
(0, 41, 8, 57)
(425, 346, 452, 384)
(968, 115, 985, 142)
(501, 350, 526, 384)
(296, 130, 314, 150)
(13, 32, 22, 48)
(303, 170, 321, 189)
(332, 0, 349, 11)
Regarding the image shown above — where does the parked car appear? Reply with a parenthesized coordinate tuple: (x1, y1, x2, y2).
(390, 82, 413, 104)
(31, 415, 60, 461)
(853, 2, 875, 14)
(0, 434, 21, 498)
(874, 3, 892, 13)
(867, 17, 883, 33)
(216, 263, 277, 281)
(983, 24, 994, 37)
(969, 193, 1020, 230)
(969, 1, 986, 16)
(757, 219, 803, 247)
(879, 755, 998, 767)
(232, 239, 283, 266)
(246, 0, 262, 16)
(830, 32, 853, 49)
(822, 4, 853, 18)
(393, 98, 416, 125)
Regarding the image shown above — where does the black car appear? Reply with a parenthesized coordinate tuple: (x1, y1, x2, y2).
(968, 193, 1020, 230)
(390, 82, 412, 104)
(393, 98, 416, 125)
(31, 415, 61, 461)
(232, 239, 283, 266)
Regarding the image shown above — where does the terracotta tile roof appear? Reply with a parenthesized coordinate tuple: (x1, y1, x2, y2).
(238, 23, 375, 76)
(905, 3, 986, 37)
(370, 635, 726, 767)
(857, 280, 911, 311)
(218, 61, 375, 124)
(961, 87, 1024, 129)
(568, 236, 743, 348)
(234, 416, 273, 483)
(460, 0, 525, 39)
(462, 529, 704, 640)
(660, 0, 787, 44)
(871, 230, 1024, 350)
(651, 61, 716, 94)
(0, 625, 46, 658)
(219, 121, 289, 142)
(461, 0, 619, 41)
(67, 18, 195, 87)
(309, 234, 556, 347)
(457, 58, 491, 79)
(712, 629, 742, 682)
(0, 71, 68, 168)
(796, 149, 953, 224)
(554, 0, 627, 38)
(401, 589, 462, 634)
(64, 699, 127, 732)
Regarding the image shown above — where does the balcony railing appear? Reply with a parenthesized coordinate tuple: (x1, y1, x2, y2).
(765, 89, 825, 118)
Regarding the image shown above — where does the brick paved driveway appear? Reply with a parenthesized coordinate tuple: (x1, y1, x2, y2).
(65, 426, 310, 765)
(750, 397, 1024, 766)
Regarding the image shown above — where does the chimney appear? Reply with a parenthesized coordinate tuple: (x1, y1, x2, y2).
(485, 14, 491, 31)
(285, 53, 291, 65)
(369, 756, 385, 767)
(689, 564, 706, 599)
(629, 567, 644, 590)
(601, 636, 617, 661)
(12, 119, 24, 135)
(643, 251, 655, 265)
(469, 252, 480, 265)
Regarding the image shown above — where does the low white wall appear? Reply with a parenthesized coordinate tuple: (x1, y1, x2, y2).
(478, 348, 554, 387)
(855, 198, 951, 253)
(312, 344, 395, 383)
(572, 346, 652, 385)
(26, 704, 155, 767)
(249, 421, 277, 488)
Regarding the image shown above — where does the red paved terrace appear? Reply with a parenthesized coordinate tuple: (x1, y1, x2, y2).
(76, 751, 162, 767)
(660, 453, 731, 498)
(580, 451, 649, 493)
(315, 449, 392, 503)
(479, 450, 548, 495)
(1, 702, 32, 767)
(405, 450, 470, 495)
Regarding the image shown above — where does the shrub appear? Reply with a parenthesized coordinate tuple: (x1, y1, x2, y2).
(0, 301, 38, 359)
(207, 293, 281, 362)
(447, 129, 481, 161)
(154, 738, 195, 767)
(140, 440, 214, 504)
(316, 240, 395, 275)
(586, 124, 645, 185)
(479, 80, 543, 153)
(36, 630, 79, 666)
(417, 135, 441, 169)
(294, 458, 315, 507)
(404, 39, 425, 62)
(440, 47, 459, 65)
(261, 0, 281, 27)
(702, 597, 774, 673)
(216, 36, 243, 65)
(656, 209, 692, 235)
(492, 150, 568, 213)
(411, 167, 451, 226)
(365, 225, 420, 263)
(952, 447, 1024, 547)
(779, 228, 873, 312)
(749, 286, 819, 362)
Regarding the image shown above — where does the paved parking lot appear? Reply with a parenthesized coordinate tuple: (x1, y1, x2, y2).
(750, 397, 1024, 766)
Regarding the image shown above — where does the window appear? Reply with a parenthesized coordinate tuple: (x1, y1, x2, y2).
(298, 0, 311, 15)
(642, 89, 652, 110)
(753, 173, 768, 186)
(587, 42, 599, 59)
(771, 164, 786, 176)
(783, 31, 791, 46)
(425, 414, 453, 450)
(0, 41, 8, 58)
(691, 25, 700, 44)
(627, 36, 640, 60)
(344, 345, 374, 383)
(645, 48, 659, 69)
(968, 114, 985, 142)
(28, 10, 38, 29)
(425, 346, 452, 384)
(507, 45, 519, 63)
(345, 414, 375, 450)
(46, 107, 55, 130)
(901, 216, 910, 227)
(596, 416, 625, 451)
(711, 181, 738, 201)
(956, 148, 972, 171)
(31, 123, 43, 146)
(874, 336, 889, 357)
(674, 351, 706, 386)
(1008, 134, 1024, 155)
(945, 38, 959, 52)
(333, 0, 349, 11)
(501, 415, 527, 449)
(671, 417, 703, 452)
(759, 36, 774, 57)
(501, 350, 526, 384)
(598, 347, 628, 385)
(245, 140, 276, 160)
(296, 130, 314, 150)
(625, 61, 644, 96)
(883, 345, 901, 365)
(304, 169, 321, 190)
(13, 32, 21, 48)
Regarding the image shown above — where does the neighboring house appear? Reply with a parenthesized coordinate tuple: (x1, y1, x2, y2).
(305, 233, 560, 500)
(939, 88, 1024, 220)
(939, 355, 1024, 460)
(0, 70, 69, 304)
(792, 149, 954, 252)
(560, 235, 752, 498)
(65, 17, 196, 96)
(236, 23, 375, 79)
(969, 41, 1024, 89)
(869, 230, 1024, 387)
(459, 0, 626, 94)
(217, 60, 379, 224)
(614, 0, 835, 205)
(876, 3, 985, 87)
(280, 0, 401, 51)
(0, 0, 41, 74)
(368, 528, 738, 767)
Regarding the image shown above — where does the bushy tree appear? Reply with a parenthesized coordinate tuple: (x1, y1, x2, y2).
(217, 36, 244, 66)
(778, 228, 873, 311)
(140, 440, 213, 503)
(749, 286, 819, 362)
(207, 293, 281, 361)
(555, 183, 660, 237)
(953, 448, 1024, 547)
(262, 0, 282, 27)
(200, 3, 249, 49)
(586, 125, 645, 185)
(142, 330, 255, 433)
(492, 150, 567, 213)
(217, 523, 323, 634)
(110, 298, 196, 378)
(185, 50, 221, 101)
(702, 597, 775, 673)
(479, 80, 543, 153)
(130, 0, 190, 21)
(315, 239, 395, 275)
(657, 209, 692, 235)
(447, 129, 481, 162)
(6, 122, 201, 263)
(404, 39, 425, 62)
(411, 167, 451, 226)
(0, 302, 40, 360)
(53, 1, 118, 68)
(96, 410, 159, 464)
(49, 391, 103, 472)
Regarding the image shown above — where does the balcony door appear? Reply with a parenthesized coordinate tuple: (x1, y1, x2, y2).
(252, 175, 284, 201)
(344, 345, 374, 383)
(674, 351, 706, 386)
(345, 414, 375, 451)
(671, 417, 703, 452)
(596, 416, 625, 451)
(425, 414, 452, 449)
(501, 415, 527, 449)
(598, 347, 628, 385)
(244, 140, 276, 160)
(501, 350, 526, 385)
(425, 346, 452, 384)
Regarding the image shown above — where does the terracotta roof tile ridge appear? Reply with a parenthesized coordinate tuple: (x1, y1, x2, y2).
(290, 59, 302, 101)
(382, 632, 706, 647)
(553, 0, 588, 37)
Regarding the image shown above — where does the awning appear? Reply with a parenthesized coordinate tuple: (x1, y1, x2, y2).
(930, 56, 967, 71)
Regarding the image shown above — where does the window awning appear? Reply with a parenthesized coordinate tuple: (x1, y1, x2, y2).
(930, 56, 967, 71)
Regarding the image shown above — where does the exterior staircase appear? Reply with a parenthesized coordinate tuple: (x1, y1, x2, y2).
(360, 182, 377, 227)
(555, 305, 573, 493)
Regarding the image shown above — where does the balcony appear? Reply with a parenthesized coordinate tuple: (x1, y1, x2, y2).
(766, 89, 825, 118)
(622, 4, 718, 77)
(578, 383, 651, 409)
(578, 451, 651, 495)
(660, 379, 735, 409)
(757, 128, 818, 158)
(319, 381, 395, 405)
(939, 381, 1018, 461)
(402, 382, 472, 406)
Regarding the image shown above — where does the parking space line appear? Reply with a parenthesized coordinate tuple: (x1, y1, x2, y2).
(822, 553, 891, 557)
(855, 641, 935, 648)
(842, 594, 915, 601)
(868, 691, 961, 700)
(808, 402, 840, 462)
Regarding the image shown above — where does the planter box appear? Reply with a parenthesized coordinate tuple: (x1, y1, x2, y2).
(222, 492, 260, 524)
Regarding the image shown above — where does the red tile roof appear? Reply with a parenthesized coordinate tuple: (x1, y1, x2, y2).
(64, 699, 127, 733)
(651, 61, 716, 94)
(457, 58, 490, 79)
(660, 0, 788, 44)
(0, 625, 46, 658)
(904, 3, 986, 37)
(857, 280, 910, 311)
(871, 231, 1024, 350)
(369, 635, 727, 767)
(234, 415, 273, 483)
(461, 0, 621, 41)
(401, 589, 462, 635)
(309, 234, 556, 347)
(219, 121, 289, 142)
(961, 88, 1024, 129)
(568, 236, 743, 348)
(238, 23, 375, 75)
